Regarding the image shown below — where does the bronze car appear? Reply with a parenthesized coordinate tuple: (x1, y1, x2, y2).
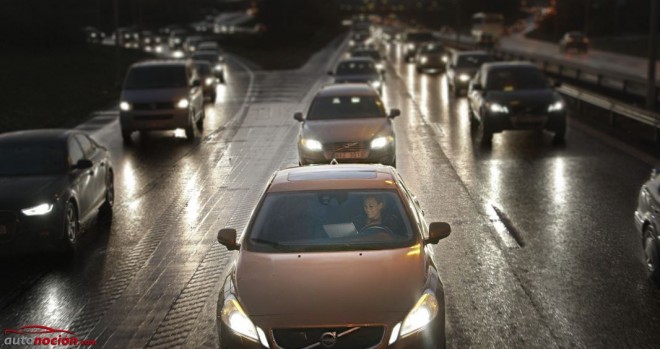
(216, 164, 451, 348)
(295, 84, 399, 167)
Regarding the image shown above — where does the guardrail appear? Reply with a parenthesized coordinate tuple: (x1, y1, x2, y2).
(434, 33, 660, 144)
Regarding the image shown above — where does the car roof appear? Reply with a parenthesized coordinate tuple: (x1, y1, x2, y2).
(481, 61, 538, 71)
(268, 164, 399, 193)
(316, 83, 379, 97)
(0, 129, 76, 144)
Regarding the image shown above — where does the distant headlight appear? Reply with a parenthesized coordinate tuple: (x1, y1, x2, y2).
(172, 50, 184, 58)
(419, 56, 428, 64)
(548, 101, 564, 112)
(349, 40, 356, 46)
(120, 101, 131, 111)
(370, 136, 390, 149)
(375, 63, 385, 71)
(302, 139, 323, 151)
(214, 64, 223, 72)
(371, 80, 382, 89)
(441, 54, 448, 63)
(407, 43, 415, 50)
(397, 291, 439, 339)
(176, 98, 189, 109)
(155, 46, 163, 53)
(205, 77, 215, 86)
(221, 295, 269, 346)
(91, 33, 97, 38)
(489, 103, 509, 114)
(22, 203, 53, 216)
(458, 74, 471, 82)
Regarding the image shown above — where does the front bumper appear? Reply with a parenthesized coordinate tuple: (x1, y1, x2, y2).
(120, 108, 190, 132)
(0, 207, 66, 253)
(483, 111, 566, 133)
(298, 144, 396, 166)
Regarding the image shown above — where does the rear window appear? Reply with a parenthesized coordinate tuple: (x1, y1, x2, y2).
(456, 54, 495, 68)
(0, 142, 67, 176)
(336, 61, 377, 75)
(245, 190, 416, 253)
(486, 67, 548, 91)
(352, 51, 381, 61)
(307, 95, 386, 120)
(124, 66, 187, 90)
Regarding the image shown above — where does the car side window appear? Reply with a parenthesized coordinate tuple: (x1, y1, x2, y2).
(68, 138, 84, 167)
(75, 134, 94, 158)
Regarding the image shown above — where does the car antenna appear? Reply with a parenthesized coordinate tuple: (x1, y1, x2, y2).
(330, 158, 339, 165)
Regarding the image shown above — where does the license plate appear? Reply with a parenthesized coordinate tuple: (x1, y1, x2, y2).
(334, 151, 366, 159)
(0, 225, 6, 235)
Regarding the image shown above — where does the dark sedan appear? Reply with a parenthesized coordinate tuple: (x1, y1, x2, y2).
(634, 167, 660, 281)
(414, 42, 447, 73)
(216, 164, 451, 349)
(446, 51, 496, 96)
(329, 58, 384, 95)
(467, 62, 567, 144)
(294, 84, 399, 167)
(0, 130, 114, 253)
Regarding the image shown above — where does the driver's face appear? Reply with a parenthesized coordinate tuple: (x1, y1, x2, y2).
(363, 198, 383, 220)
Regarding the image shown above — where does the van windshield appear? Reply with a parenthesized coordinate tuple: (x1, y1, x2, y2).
(124, 66, 187, 90)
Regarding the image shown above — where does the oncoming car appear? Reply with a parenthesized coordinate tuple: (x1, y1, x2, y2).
(294, 84, 399, 167)
(216, 164, 451, 349)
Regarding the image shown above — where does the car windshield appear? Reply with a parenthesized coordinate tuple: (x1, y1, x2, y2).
(352, 51, 381, 61)
(420, 44, 443, 53)
(246, 190, 416, 253)
(406, 32, 434, 42)
(457, 54, 495, 68)
(336, 61, 377, 75)
(124, 66, 187, 90)
(0, 142, 67, 176)
(307, 95, 386, 120)
(486, 67, 548, 91)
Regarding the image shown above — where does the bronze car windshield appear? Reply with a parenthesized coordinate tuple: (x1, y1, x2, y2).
(246, 190, 416, 253)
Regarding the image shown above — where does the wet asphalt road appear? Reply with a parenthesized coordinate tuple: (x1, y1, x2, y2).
(1, 37, 660, 349)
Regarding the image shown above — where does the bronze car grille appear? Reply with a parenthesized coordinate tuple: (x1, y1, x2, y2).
(132, 102, 175, 111)
(272, 326, 384, 349)
(0, 211, 19, 243)
(333, 142, 367, 152)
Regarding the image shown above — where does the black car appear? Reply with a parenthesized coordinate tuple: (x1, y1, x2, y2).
(559, 31, 589, 54)
(330, 58, 384, 95)
(414, 42, 447, 73)
(0, 130, 114, 253)
(401, 31, 435, 62)
(446, 51, 496, 96)
(467, 62, 567, 144)
(634, 167, 660, 281)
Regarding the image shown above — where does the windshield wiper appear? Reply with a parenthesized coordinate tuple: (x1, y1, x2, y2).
(250, 238, 287, 249)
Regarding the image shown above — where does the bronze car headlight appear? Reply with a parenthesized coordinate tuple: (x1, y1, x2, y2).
(221, 295, 270, 347)
(399, 290, 439, 338)
(22, 203, 54, 216)
(370, 136, 391, 149)
(120, 101, 131, 111)
(301, 139, 323, 151)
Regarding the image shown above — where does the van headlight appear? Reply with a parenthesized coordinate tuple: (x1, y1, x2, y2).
(120, 101, 131, 111)
(176, 98, 190, 109)
(458, 74, 471, 82)
(302, 139, 323, 151)
(489, 103, 509, 114)
(371, 80, 382, 89)
(548, 101, 564, 112)
(399, 291, 439, 338)
(221, 295, 269, 347)
(22, 203, 54, 216)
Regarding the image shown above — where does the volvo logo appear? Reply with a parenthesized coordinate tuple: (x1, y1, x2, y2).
(320, 331, 337, 348)
(338, 142, 358, 151)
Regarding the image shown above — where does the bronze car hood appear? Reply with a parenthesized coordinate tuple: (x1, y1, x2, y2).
(235, 247, 425, 319)
(302, 118, 392, 143)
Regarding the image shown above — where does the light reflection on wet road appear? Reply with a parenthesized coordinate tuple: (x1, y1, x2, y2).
(1, 38, 659, 348)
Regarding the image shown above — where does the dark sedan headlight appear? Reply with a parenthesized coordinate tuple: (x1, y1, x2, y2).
(370, 80, 382, 90)
(389, 290, 439, 345)
(489, 103, 509, 114)
(205, 77, 216, 86)
(22, 203, 54, 216)
(214, 64, 223, 72)
(301, 138, 323, 151)
(120, 101, 131, 111)
(547, 101, 564, 112)
(221, 294, 270, 347)
(370, 136, 393, 149)
(458, 73, 471, 82)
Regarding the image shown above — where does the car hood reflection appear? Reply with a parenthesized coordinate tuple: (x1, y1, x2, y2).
(0, 176, 63, 208)
(302, 119, 391, 143)
(485, 89, 556, 105)
(236, 248, 424, 319)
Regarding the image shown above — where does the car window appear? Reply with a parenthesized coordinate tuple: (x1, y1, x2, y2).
(0, 142, 67, 176)
(74, 134, 94, 158)
(457, 55, 495, 68)
(420, 44, 443, 53)
(124, 66, 187, 90)
(68, 138, 84, 166)
(307, 95, 386, 120)
(486, 67, 548, 91)
(336, 61, 377, 75)
(246, 190, 416, 253)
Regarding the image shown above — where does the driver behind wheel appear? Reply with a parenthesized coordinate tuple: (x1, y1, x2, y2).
(352, 195, 404, 234)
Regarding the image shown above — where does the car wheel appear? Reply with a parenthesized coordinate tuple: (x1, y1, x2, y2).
(453, 85, 462, 97)
(121, 129, 133, 144)
(61, 201, 79, 253)
(100, 171, 114, 214)
(477, 115, 493, 145)
(643, 225, 660, 281)
(196, 108, 205, 129)
(211, 92, 217, 103)
(185, 112, 196, 141)
(552, 118, 567, 144)
(219, 72, 225, 84)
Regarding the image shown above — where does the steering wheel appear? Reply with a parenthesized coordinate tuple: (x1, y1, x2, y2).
(358, 224, 394, 236)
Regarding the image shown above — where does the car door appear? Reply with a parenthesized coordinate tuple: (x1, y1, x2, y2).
(75, 134, 106, 209)
(67, 136, 94, 219)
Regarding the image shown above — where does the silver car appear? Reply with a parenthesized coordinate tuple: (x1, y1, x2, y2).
(330, 58, 384, 95)
(119, 60, 205, 142)
(634, 167, 660, 281)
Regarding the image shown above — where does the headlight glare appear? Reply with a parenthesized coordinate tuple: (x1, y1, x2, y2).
(120, 101, 131, 111)
(303, 139, 323, 151)
(221, 295, 259, 342)
(371, 80, 382, 89)
(548, 101, 564, 112)
(420, 56, 428, 64)
(205, 77, 215, 86)
(389, 322, 402, 345)
(459, 74, 470, 82)
(22, 203, 53, 216)
(489, 103, 509, 114)
(177, 98, 189, 109)
(400, 291, 439, 338)
(370, 136, 389, 149)
(441, 55, 448, 63)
